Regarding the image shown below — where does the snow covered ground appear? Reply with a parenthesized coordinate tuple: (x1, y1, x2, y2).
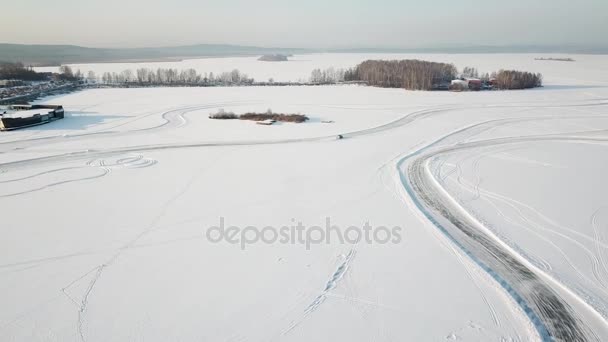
(3, 54, 608, 341)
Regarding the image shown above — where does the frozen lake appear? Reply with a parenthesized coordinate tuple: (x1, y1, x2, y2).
(3, 53, 608, 341)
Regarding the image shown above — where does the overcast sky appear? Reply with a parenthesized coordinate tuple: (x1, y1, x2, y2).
(2, 0, 607, 48)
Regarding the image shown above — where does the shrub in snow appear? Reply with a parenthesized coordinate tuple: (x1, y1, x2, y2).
(209, 109, 238, 119)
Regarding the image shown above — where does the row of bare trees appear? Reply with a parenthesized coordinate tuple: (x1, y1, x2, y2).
(344, 60, 458, 90)
(309, 67, 347, 83)
(99, 68, 254, 85)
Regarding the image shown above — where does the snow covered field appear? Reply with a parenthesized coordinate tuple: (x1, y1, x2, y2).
(3, 54, 608, 341)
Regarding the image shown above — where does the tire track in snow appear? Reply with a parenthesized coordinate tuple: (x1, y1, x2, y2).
(432, 134, 608, 301)
(438, 154, 608, 314)
(591, 208, 608, 289)
(399, 132, 608, 341)
(66, 152, 228, 342)
(3, 110, 607, 177)
(0, 153, 156, 198)
(451, 168, 608, 297)
(0, 167, 109, 198)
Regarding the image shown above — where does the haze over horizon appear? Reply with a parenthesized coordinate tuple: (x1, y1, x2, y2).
(2, 0, 607, 49)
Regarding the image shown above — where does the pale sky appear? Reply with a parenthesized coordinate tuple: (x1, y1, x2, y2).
(2, 0, 607, 48)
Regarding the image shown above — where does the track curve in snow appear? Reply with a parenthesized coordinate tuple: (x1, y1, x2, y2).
(397, 130, 608, 342)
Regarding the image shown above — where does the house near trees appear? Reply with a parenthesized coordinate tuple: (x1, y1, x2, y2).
(342, 59, 542, 91)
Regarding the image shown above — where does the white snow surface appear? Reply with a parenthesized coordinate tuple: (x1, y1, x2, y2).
(2, 54, 607, 341)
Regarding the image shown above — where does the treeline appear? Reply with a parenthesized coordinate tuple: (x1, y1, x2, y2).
(100, 68, 254, 85)
(459, 67, 542, 88)
(341, 60, 542, 90)
(1, 60, 540, 91)
(0, 62, 82, 81)
(493, 70, 542, 89)
(0, 62, 47, 81)
(344, 60, 458, 90)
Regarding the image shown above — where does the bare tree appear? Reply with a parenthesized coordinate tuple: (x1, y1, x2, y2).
(87, 71, 96, 83)
(59, 65, 74, 80)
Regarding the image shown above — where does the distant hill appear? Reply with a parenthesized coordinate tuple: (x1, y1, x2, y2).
(0, 44, 308, 66)
(330, 45, 608, 54)
(2, 43, 606, 66)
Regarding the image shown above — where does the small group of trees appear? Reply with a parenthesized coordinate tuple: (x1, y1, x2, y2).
(209, 108, 309, 123)
(209, 108, 239, 119)
(240, 111, 309, 123)
(309, 67, 347, 83)
(344, 60, 458, 90)
(0, 62, 48, 81)
(57, 65, 85, 81)
(492, 70, 542, 89)
(100, 68, 254, 86)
